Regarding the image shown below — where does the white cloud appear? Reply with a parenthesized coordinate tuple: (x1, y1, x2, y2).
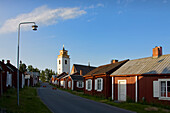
(85, 3, 104, 9)
(0, 5, 86, 34)
(96, 3, 104, 7)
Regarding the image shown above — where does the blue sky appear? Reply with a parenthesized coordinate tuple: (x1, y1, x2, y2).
(0, 0, 170, 72)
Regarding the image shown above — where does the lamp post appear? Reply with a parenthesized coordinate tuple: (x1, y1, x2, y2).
(17, 22, 38, 106)
(0, 65, 2, 96)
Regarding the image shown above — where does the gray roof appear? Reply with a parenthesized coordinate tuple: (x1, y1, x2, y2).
(111, 54, 170, 75)
(70, 75, 84, 81)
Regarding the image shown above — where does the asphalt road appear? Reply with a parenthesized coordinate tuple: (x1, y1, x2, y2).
(37, 83, 135, 113)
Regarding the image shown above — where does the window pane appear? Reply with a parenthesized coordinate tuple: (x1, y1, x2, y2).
(88, 81, 90, 89)
(97, 79, 101, 90)
(161, 81, 166, 97)
(79, 82, 82, 88)
(168, 81, 170, 97)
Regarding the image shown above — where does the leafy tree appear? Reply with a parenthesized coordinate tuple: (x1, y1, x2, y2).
(27, 65, 34, 72)
(19, 63, 27, 73)
(40, 70, 46, 82)
(44, 68, 55, 81)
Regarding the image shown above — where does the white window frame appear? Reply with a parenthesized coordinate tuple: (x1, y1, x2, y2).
(60, 81, 64, 86)
(86, 79, 92, 91)
(6, 71, 12, 87)
(95, 78, 103, 92)
(77, 81, 84, 88)
(158, 79, 170, 100)
(68, 81, 71, 88)
(63, 81, 65, 88)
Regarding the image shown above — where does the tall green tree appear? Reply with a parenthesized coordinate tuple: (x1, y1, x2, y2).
(19, 63, 27, 73)
(27, 65, 34, 72)
(40, 70, 46, 82)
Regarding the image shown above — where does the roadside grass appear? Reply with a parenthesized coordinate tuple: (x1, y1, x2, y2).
(0, 87, 51, 113)
(50, 84, 170, 113)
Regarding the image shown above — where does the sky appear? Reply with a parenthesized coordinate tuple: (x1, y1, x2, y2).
(0, 0, 170, 72)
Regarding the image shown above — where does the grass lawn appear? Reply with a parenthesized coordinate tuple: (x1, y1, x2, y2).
(0, 87, 51, 113)
(50, 84, 170, 113)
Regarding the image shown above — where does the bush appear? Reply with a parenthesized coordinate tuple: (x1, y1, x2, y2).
(126, 96, 134, 103)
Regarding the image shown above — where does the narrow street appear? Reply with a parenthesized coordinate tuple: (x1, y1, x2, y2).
(37, 83, 135, 113)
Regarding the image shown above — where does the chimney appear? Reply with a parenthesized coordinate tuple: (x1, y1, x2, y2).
(80, 70, 83, 75)
(111, 59, 118, 64)
(152, 46, 162, 58)
(7, 60, 10, 64)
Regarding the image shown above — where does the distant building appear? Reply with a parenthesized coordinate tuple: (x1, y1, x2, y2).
(57, 45, 70, 74)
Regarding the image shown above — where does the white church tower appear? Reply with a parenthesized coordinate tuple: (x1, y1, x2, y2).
(57, 45, 70, 74)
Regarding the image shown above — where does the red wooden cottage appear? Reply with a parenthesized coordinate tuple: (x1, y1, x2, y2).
(111, 46, 170, 105)
(56, 72, 68, 88)
(51, 75, 58, 85)
(63, 73, 84, 91)
(5, 60, 25, 88)
(63, 64, 96, 91)
(0, 61, 8, 96)
(83, 60, 129, 98)
(0, 60, 15, 95)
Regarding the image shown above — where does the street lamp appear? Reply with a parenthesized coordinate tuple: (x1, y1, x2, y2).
(17, 22, 38, 106)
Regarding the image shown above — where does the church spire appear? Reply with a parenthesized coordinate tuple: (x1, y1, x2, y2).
(63, 44, 65, 50)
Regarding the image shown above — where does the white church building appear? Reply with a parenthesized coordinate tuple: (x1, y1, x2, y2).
(57, 45, 70, 74)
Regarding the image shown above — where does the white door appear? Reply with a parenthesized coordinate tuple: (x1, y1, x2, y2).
(118, 80, 126, 101)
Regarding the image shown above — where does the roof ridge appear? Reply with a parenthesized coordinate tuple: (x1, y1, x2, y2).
(130, 54, 170, 61)
(73, 64, 96, 68)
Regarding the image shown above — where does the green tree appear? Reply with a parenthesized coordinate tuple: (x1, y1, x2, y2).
(27, 65, 33, 72)
(44, 68, 55, 81)
(40, 70, 46, 82)
(19, 63, 27, 73)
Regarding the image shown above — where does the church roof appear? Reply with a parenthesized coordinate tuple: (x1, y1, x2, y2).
(73, 64, 96, 75)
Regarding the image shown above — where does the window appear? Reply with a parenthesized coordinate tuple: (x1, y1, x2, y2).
(97, 79, 101, 90)
(88, 81, 91, 89)
(86, 79, 92, 91)
(95, 78, 103, 91)
(65, 60, 67, 64)
(161, 81, 166, 97)
(153, 79, 170, 100)
(60, 81, 64, 86)
(68, 81, 71, 88)
(63, 81, 65, 88)
(160, 81, 170, 98)
(77, 81, 84, 88)
(59, 60, 61, 64)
